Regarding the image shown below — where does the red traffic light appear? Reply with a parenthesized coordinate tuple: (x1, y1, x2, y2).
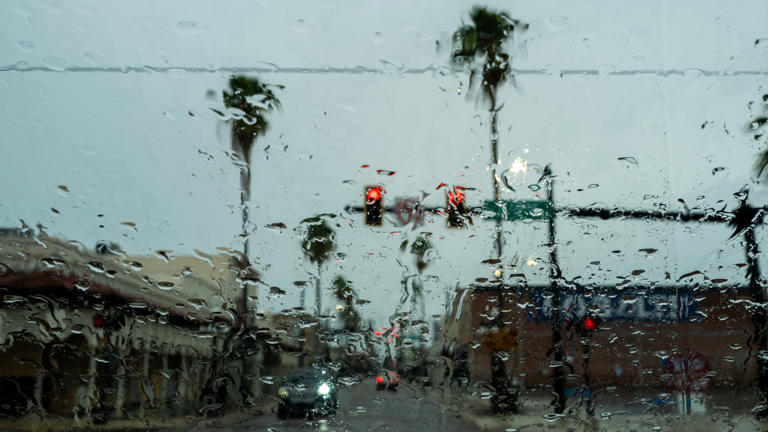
(366, 187, 381, 203)
(365, 186, 384, 226)
(583, 316, 596, 331)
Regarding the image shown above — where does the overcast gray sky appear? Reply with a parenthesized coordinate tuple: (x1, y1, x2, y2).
(2, 0, 768, 326)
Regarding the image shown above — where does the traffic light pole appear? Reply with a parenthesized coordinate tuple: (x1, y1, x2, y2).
(546, 179, 566, 414)
(349, 179, 767, 417)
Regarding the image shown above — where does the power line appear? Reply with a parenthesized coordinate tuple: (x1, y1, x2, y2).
(1, 63, 767, 77)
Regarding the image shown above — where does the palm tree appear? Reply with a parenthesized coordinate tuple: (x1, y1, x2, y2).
(301, 218, 337, 319)
(331, 275, 361, 332)
(221, 75, 282, 259)
(409, 232, 433, 321)
(217, 75, 282, 322)
(451, 7, 527, 413)
(747, 94, 768, 177)
(451, 7, 527, 205)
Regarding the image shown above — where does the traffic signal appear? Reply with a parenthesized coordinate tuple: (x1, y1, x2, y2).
(579, 315, 599, 336)
(365, 186, 384, 226)
(446, 186, 470, 227)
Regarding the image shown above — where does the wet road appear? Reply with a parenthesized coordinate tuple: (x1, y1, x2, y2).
(189, 378, 475, 432)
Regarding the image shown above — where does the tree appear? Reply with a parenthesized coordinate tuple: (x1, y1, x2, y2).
(747, 93, 768, 178)
(451, 6, 527, 413)
(331, 275, 361, 332)
(300, 218, 337, 318)
(220, 75, 283, 260)
(217, 75, 282, 321)
(451, 6, 526, 206)
(409, 232, 433, 321)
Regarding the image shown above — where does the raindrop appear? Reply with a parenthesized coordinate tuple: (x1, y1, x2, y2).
(157, 281, 174, 291)
(42, 56, 67, 71)
(372, 31, 383, 44)
(597, 64, 615, 77)
(3, 295, 24, 304)
(618, 156, 638, 166)
(528, 184, 541, 192)
(546, 15, 568, 32)
(88, 261, 104, 273)
(588, 183, 599, 189)
(684, 68, 703, 77)
(17, 40, 34, 51)
(74, 280, 90, 291)
(259, 376, 276, 384)
(294, 18, 309, 34)
(544, 413, 565, 421)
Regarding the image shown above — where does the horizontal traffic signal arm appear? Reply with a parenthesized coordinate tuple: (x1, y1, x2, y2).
(558, 206, 737, 224)
(346, 203, 741, 224)
(345, 204, 484, 215)
(468, 282, 748, 293)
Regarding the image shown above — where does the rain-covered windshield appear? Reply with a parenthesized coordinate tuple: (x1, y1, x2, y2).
(2, 1, 768, 431)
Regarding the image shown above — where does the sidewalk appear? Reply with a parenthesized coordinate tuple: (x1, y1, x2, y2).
(450, 390, 768, 432)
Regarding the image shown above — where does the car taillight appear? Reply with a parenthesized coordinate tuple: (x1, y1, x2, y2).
(396, 375, 400, 381)
(376, 376, 383, 383)
(93, 316, 105, 328)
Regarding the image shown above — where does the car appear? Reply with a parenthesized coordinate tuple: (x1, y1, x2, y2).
(375, 369, 399, 390)
(276, 368, 338, 419)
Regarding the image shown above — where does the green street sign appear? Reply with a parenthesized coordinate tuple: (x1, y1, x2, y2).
(483, 199, 554, 221)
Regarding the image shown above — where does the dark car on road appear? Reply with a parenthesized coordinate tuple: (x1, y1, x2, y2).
(277, 368, 338, 418)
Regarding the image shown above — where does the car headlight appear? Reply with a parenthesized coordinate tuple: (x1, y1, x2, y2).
(317, 383, 331, 396)
(278, 387, 290, 399)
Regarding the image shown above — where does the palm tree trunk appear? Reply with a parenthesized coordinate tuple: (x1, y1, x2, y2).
(240, 163, 251, 260)
(491, 110, 502, 257)
(315, 265, 322, 317)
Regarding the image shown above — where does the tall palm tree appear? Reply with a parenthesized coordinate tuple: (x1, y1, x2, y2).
(451, 6, 527, 413)
(409, 232, 433, 321)
(301, 219, 337, 319)
(331, 275, 361, 332)
(748, 94, 768, 178)
(451, 6, 527, 204)
(744, 93, 768, 416)
(218, 75, 282, 321)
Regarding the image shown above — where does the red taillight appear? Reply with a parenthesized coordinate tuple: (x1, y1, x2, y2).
(584, 317, 596, 331)
(396, 375, 400, 381)
(376, 376, 383, 383)
(93, 316, 105, 328)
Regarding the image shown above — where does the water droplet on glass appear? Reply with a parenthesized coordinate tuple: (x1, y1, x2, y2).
(294, 18, 309, 34)
(175, 21, 201, 35)
(597, 64, 615, 77)
(42, 57, 67, 72)
(74, 280, 90, 291)
(547, 15, 568, 32)
(17, 40, 34, 52)
(618, 156, 638, 166)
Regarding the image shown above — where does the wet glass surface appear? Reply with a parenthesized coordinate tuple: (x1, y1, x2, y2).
(2, 1, 768, 431)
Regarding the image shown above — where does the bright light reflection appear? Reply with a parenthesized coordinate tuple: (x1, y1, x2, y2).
(526, 258, 538, 266)
(509, 157, 528, 176)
